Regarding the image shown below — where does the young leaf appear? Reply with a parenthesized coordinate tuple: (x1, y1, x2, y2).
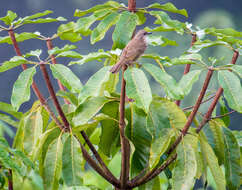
(112, 11, 138, 49)
(91, 12, 120, 44)
(11, 66, 36, 111)
(199, 133, 226, 190)
(72, 97, 111, 126)
(0, 11, 17, 25)
(147, 2, 188, 17)
(78, 66, 112, 103)
(222, 127, 240, 190)
(22, 17, 66, 24)
(124, 67, 152, 113)
(172, 137, 197, 190)
(0, 32, 40, 44)
(43, 133, 64, 190)
(69, 50, 111, 65)
(20, 10, 53, 21)
(136, 11, 146, 25)
(178, 70, 201, 96)
(50, 64, 82, 93)
(62, 134, 83, 186)
(48, 44, 76, 55)
(143, 63, 184, 100)
(24, 49, 42, 58)
(218, 70, 242, 113)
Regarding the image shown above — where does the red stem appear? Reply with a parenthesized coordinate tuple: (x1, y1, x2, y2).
(8, 169, 13, 190)
(39, 63, 70, 131)
(128, 0, 136, 12)
(46, 39, 70, 104)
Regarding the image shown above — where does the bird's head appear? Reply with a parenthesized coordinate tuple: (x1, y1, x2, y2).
(135, 29, 152, 43)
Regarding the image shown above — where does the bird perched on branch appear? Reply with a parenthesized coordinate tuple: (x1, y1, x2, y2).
(110, 29, 152, 73)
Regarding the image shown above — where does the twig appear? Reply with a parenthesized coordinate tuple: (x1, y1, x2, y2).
(182, 95, 216, 111)
(211, 110, 235, 120)
(45, 38, 70, 104)
(175, 33, 197, 106)
(8, 169, 13, 190)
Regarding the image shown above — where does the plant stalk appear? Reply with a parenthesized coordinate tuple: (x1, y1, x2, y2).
(46, 39, 70, 104)
(8, 169, 13, 190)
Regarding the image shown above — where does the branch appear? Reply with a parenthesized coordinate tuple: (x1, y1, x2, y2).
(211, 110, 235, 120)
(39, 62, 70, 131)
(8, 169, 13, 190)
(131, 67, 214, 187)
(46, 39, 70, 104)
(128, 0, 136, 12)
(175, 33, 197, 106)
(119, 65, 131, 189)
(8, 29, 65, 130)
(196, 50, 239, 133)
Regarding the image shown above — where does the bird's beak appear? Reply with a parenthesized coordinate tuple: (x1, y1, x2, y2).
(147, 32, 152, 35)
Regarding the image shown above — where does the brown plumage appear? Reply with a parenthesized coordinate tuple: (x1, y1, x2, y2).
(110, 30, 152, 73)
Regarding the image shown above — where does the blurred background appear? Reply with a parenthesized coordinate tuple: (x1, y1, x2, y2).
(0, 1, 241, 136)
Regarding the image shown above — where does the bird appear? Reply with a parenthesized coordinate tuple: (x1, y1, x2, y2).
(109, 29, 152, 73)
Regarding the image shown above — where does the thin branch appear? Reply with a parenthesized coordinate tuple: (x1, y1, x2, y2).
(45, 39, 70, 104)
(128, 0, 136, 12)
(175, 33, 197, 106)
(8, 169, 13, 190)
(8, 29, 65, 130)
(211, 110, 235, 120)
(182, 94, 216, 111)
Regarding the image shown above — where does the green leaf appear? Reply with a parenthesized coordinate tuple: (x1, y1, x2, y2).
(72, 97, 111, 126)
(69, 50, 111, 65)
(0, 32, 40, 44)
(75, 9, 110, 36)
(178, 70, 201, 96)
(62, 134, 83, 186)
(0, 101, 22, 119)
(11, 67, 36, 111)
(0, 11, 17, 25)
(124, 68, 152, 113)
(22, 17, 66, 24)
(48, 44, 76, 55)
(43, 133, 64, 190)
(218, 70, 242, 113)
(20, 10, 53, 21)
(78, 66, 112, 103)
(136, 11, 146, 25)
(0, 56, 27, 73)
(22, 107, 44, 155)
(231, 65, 242, 78)
(57, 22, 82, 42)
(99, 102, 119, 156)
(222, 127, 240, 190)
(147, 2, 188, 17)
(199, 133, 226, 190)
(91, 12, 120, 44)
(172, 136, 197, 190)
(149, 11, 185, 34)
(219, 97, 230, 126)
(74, 1, 121, 17)
(209, 119, 225, 165)
(146, 35, 178, 47)
(206, 27, 242, 38)
(56, 91, 78, 106)
(0, 120, 15, 138)
(50, 64, 82, 93)
(125, 105, 152, 177)
(0, 113, 18, 127)
(143, 63, 184, 100)
(112, 11, 138, 49)
(149, 128, 174, 168)
(24, 49, 42, 58)
(11, 149, 35, 169)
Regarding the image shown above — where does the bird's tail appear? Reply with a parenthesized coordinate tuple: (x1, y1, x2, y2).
(109, 60, 124, 74)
